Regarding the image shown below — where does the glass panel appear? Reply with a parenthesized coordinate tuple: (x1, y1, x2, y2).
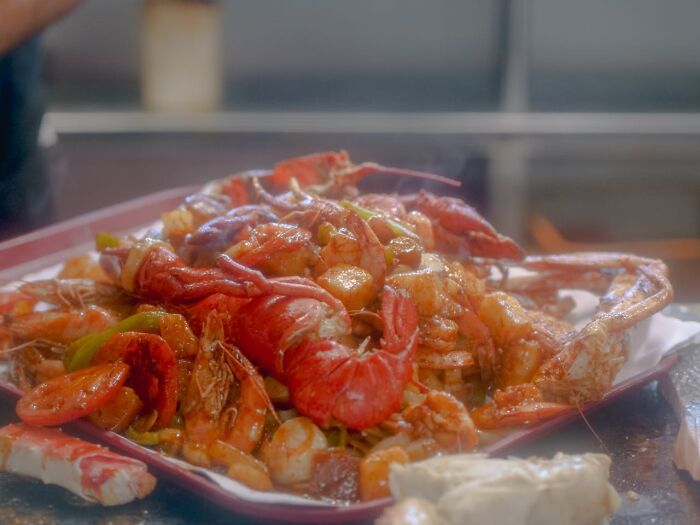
(222, 0, 502, 110)
(530, 0, 700, 111)
(44, 0, 503, 111)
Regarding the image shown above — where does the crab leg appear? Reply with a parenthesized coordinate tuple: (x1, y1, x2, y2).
(0, 423, 156, 505)
(522, 253, 673, 403)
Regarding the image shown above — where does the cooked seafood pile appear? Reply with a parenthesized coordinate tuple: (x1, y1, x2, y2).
(0, 151, 673, 503)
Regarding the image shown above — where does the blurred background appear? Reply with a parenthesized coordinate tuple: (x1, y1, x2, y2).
(7, 0, 700, 298)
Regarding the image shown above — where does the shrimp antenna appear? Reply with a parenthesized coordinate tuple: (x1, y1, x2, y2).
(356, 163, 462, 188)
(222, 343, 281, 425)
(555, 346, 610, 454)
(576, 400, 610, 454)
(1, 338, 65, 356)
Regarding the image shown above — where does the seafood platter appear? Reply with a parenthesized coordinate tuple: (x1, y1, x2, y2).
(0, 151, 691, 522)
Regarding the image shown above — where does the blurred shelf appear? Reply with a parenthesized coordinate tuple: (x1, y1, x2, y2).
(46, 111, 700, 136)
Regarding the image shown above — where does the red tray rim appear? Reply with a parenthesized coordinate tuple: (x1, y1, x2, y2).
(0, 187, 680, 523)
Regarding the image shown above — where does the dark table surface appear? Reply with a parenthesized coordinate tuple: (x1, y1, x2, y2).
(1, 309, 699, 525)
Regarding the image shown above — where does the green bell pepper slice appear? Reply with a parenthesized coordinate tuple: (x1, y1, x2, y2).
(339, 200, 419, 240)
(64, 311, 166, 372)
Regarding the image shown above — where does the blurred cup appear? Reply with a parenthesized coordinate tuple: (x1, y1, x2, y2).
(141, 0, 222, 112)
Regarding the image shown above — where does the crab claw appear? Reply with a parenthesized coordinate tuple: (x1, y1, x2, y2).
(415, 191, 524, 260)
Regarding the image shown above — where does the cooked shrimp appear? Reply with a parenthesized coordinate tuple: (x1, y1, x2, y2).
(209, 440, 273, 491)
(220, 344, 276, 454)
(316, 210, 387, 297)
(384, 391, 479, 460)
(182, 313, 274, 465)
(470, 383, 571, 430)
(259, 417, 328, 486)
(182, 314, 233, 466)
(419, 316, 459, 353)
(8, 306, 120, 345)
